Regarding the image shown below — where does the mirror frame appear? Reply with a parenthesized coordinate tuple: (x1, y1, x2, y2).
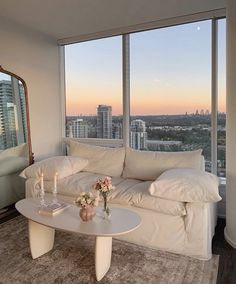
(0, 65, 33, 164)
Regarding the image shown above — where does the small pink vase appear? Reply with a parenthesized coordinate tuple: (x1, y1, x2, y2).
(79, 206, 96, 222)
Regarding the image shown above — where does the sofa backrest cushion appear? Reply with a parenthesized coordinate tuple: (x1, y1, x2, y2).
(68, 140, 125, 177)
(122, 147, 203, 181)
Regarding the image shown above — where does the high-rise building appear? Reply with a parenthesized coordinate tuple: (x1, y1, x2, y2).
(71, 118, 88, 138)
(112, 122, 123, 139)
(0, 79, 27, 149)
(130, 119, 147, 150)
(97, 105, 112, 139)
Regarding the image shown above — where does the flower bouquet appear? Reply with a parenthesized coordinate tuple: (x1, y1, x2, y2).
(74, 192, 99, 221)
(94, 177, 114, 219)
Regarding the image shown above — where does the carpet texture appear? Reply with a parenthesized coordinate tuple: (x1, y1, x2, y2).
(0, 216, 219, 284)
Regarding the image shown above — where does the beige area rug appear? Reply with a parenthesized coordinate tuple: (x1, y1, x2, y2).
(0, 216, 219, 284)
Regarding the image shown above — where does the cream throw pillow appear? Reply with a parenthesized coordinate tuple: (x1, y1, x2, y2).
(68, 140, 125, 177)
(0, 143, 28, 158)
(20, 156, 88, 180)
(122, 148, 203, 181)
(149, 168, 221, 202)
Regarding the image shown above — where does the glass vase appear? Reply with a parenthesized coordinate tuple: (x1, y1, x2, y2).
(103, 194, 111, 219)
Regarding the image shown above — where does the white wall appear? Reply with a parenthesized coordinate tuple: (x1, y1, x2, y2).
(225, 0, 236, 247)
(0, 21, 62, 160)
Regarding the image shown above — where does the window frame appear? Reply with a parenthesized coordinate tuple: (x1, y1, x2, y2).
(61, 14, 226, 178)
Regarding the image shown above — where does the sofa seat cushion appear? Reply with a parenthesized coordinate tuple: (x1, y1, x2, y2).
(108, 179, 186, 216)
(41, 172, 186, 217)
(42, 172, 124, 197)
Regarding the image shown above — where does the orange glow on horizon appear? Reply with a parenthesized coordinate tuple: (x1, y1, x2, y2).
(66, 86, 226, 116)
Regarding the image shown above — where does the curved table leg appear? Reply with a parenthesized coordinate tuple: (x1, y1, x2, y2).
(28, 220, 55, 259)
(95, 236, 112, 281)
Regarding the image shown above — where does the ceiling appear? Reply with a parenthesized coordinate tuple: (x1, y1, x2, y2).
(0, 0, 225, 43)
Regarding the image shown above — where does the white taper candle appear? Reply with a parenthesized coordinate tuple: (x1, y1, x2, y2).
(40, 173, 44, 191)
(54, 172, 58, 191)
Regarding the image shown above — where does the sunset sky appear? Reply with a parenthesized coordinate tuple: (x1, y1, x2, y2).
(66, 19, 225, 116)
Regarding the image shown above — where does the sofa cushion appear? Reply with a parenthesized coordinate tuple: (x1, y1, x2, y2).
(149, 168, 221, 202)
(68, 140, 125, 177)
(40, 172, 186, 216)
(108, 179, 186, 216)
(0, 156, 29, 176)
(0, 143, 28, 158)
(21, 156, 88, 180)
(122, 147, 203, 181)
(41, 172, 124, 196)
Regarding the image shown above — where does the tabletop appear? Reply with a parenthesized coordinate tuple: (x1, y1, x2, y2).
(15, 198, 142, 237)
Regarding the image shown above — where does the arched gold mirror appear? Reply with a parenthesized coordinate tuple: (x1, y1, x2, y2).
(0, 66, 33, 212)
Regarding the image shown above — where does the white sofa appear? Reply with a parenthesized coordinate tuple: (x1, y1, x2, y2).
(0, 144, 29, 209)
(23, 139, 221, 260)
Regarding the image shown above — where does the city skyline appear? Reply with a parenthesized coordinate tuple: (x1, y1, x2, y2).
(65, 106, 226, 177)
(66, 108, 225, 118)
(65, 19, 226, 116)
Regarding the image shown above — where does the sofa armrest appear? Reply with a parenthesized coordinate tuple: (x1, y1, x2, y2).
(183, 202, 217, 260)
(0, 156, 29, 177)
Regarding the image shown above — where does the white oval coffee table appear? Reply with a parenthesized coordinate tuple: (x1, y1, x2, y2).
(16, 198, 141, 281)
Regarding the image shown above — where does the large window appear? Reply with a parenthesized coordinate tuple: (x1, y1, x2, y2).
(64, 17, 226, 176)
(65, 36, 122, 139)
(130, 21, 212, 171)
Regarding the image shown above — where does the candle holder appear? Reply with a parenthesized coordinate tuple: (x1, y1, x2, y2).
(40, 188, 47, 207)
(52, 187, 59, 205)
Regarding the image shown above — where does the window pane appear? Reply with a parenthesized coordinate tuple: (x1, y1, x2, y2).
(65, 36, 122, 139)
(130, 21, 211, 171)
(217, 19, 226, 177)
